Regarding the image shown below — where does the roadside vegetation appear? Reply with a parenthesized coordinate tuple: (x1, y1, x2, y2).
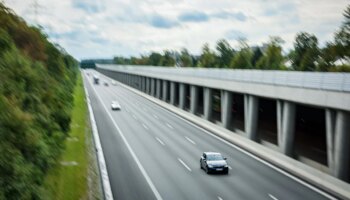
(43, 75, 101, 200)
(109, 5, 350, 72)
(0, 3, 79, 199)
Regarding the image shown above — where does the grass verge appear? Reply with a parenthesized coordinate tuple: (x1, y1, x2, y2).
(42, 73, 101, 200)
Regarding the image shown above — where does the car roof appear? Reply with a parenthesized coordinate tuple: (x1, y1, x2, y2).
(204, 152, 221, 155)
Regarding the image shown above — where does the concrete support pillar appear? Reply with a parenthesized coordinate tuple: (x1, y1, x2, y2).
(221, 90, 233, 129)
(326, 109, 336, 173)
(333, 110, 350, 181)
(156, 79, 161, 98)
(204, 88, 212, 120)
(162, 80, 168, 101)
(151, 78, 155, 96)
(246, 95, 259, 141)
(179, 83, 186, 109)
(190, 85, 198, 114)
(146, 78, 149, 94)
(170, 82, 176, 105)
(277, 100, 283, 146)
(281, 101, 296, 156)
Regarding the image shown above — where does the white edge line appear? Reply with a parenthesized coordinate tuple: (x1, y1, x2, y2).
(268, 193, 278, 200)
(86, 72, 163, 200)
(155, 137, 165, 146)
(82, 72, 114, 200)
(103, 73, 336, 200)
(185, 136, 196, 145)
(178, 158, 192, 172)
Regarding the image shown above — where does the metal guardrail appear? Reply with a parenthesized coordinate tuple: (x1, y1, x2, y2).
(97, 64, 350, 92)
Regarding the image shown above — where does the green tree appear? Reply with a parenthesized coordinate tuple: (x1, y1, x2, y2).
(179, 48, 193, 67)
(198, 43, 216, 68)
(215, 39, 234, 68)
(251, 47, 263, 67)
(334, 5, 350, 62)
(162, 50, 176, 66)
(257, 36, 285, 70)
(148, 52, 163, 66)
(230, 39, 253, 69)
(290, 32, 319, 71)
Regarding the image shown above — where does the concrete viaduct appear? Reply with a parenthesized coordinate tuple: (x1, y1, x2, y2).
(96, 64, 350, 183)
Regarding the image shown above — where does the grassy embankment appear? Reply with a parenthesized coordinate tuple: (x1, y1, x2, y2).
(43, 74, 101, 199)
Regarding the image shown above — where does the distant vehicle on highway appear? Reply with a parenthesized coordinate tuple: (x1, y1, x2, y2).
(200, 152, 228, 174)
(93, 75, 99, 84)
(111, 101, 121, 110)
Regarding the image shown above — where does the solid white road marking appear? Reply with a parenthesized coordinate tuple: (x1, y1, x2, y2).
(185, 136, 196, 145)
(166, 123, 173, 129)
(178, 158, 192, 172)
(142, 124, 149, 130)
(88, 78, 163, 200)
(217, 196, 223, 200)
(268, 194, 278, 200)
(155, 137, 165, 146)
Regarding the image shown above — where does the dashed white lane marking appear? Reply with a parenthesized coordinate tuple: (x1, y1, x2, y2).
(155, 137, 165, 146)
(132, 114, 137, 119)
(142, 124, 149, 130)
(228, 166, 232, 170)
(217, 196, 223, 200)
(178, 158, 192, 172)
(166, 123, 173, 129)
(185, 136, 196, 145)
(153, 114, 159, 119)
(268, 194, 278, 200)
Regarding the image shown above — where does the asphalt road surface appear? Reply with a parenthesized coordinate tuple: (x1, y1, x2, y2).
(82, 70, 336, 200)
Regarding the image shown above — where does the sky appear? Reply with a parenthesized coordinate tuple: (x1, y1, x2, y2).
(3, 0, 349, 60)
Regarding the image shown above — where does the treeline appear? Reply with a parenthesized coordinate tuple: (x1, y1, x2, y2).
(114, 5, 349, 72)
(0, 3, 78, 199)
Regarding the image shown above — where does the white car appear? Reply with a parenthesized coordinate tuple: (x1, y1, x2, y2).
(111, 101, 121, 110)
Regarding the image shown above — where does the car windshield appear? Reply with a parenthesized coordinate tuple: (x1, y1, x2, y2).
(206, 154, 223, 161)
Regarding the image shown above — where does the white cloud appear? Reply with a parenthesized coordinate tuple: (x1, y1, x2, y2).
(3, 0, 349, 60)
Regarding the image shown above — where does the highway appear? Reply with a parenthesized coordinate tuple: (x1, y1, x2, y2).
(82, 69, 335, 200)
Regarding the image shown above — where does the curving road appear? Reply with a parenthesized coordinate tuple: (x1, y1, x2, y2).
(82, 70, 335, 200)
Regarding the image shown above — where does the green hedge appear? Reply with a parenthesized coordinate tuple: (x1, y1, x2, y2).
(0, 4, 78, 199)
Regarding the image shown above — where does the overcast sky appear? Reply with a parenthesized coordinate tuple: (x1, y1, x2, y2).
(4, 0, 349, 60)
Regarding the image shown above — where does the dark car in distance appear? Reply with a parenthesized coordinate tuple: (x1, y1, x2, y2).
(200, 152, 229, 174)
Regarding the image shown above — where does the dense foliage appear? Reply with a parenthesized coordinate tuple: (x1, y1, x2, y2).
(112, 5, 350, 72)
(0, 4, 78, 199)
